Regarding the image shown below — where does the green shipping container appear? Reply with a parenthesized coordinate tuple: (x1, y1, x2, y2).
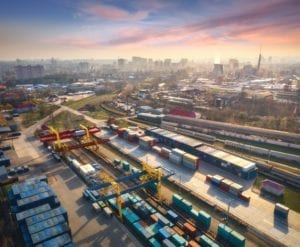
(172, 194, 182, 203)
(199, 235, 219, 247)
(228, 231, 246, 247)
(190, 209, 198, 219)
(170, 233, 187, 246)
(197, 210, 211, 228)
(149, 237, 162, 247)
(217, 223, 232, 241)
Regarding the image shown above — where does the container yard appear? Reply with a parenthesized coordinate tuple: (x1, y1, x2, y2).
(5, 176, 74, 247)
(1, 112, 299, 247)
(99, 125, 300, 247)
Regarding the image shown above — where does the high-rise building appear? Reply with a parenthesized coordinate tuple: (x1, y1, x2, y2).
(164, 59, 172, 67)
(228, 59, 239, 70)
(78, 62, 89, 73)
(15, 65, 44, 80)
(117, 58, 126, 67)
(213, 64, 224, 78)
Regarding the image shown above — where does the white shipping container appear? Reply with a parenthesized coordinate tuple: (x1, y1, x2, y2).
(182, 160, 197, 170)
(72, 159, 81, 169)
(172, 148, 186, 156)
(212, 175, 224, 184)
(169, 153, 182, 165)
(183, 153, 199, 162)
(103, 207, 113, 218)
(152, 146, 161, 153)
(74, 129, 85, 137)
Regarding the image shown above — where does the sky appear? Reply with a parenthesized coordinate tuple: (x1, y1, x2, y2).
(0, 0, 299, 61)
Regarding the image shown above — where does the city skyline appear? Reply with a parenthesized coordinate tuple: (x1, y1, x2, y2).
(0, 0, 299, 60)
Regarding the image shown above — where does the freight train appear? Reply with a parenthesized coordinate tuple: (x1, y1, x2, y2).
(163, 115, 300, 144)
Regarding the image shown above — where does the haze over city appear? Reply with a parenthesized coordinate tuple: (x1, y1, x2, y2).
(1, 0, 300, 61)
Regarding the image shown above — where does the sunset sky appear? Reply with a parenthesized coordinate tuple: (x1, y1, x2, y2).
(0, 0, 299, 61)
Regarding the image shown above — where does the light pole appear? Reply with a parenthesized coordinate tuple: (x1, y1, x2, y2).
(226, 199, 233, 225)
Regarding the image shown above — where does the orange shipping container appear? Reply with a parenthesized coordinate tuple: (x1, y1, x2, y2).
(173, 225, 184, 236)
(188, 240, 200, 247)
(183, 222, 197, 237)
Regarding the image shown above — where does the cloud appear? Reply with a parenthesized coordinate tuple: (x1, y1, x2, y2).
(82, 3, 148, 21)
(50, 37, 100, 48)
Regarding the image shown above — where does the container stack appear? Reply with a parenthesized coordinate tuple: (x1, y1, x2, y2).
(139, 136, 156, 150)
(206, 174, 248, 201)
(160, 147, 172, 159)
(261, 179, 285, 197)
(274, 203, 289, 219)
(8, 177, 73, 247)
(211, 175, 224, 186)
(217, 223, 246, 247)
(169, 148, 186, 165)
(182, 153, 200, 170)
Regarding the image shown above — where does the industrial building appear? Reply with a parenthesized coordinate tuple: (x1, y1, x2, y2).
(145, 127, 257, 180)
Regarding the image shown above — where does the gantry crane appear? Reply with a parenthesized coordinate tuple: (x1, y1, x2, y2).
(41, 125, 108, 154)
(86, 163, 174, 219)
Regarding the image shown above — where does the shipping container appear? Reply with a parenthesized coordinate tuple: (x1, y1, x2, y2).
(149, 237, 162, 247)
(261, 179, 285, 196)
(228, 230, 246, 247)
(30, 222, 70, 245)
(197, 210, 211, 229)
(220, 179, 233, 192)
(15, 204, 51, 223)
(183, 222, 196, 237)
(166, 210, 178, 223)
(188, 240, 200, 247)
(170, 233, 187, 246)
(239, 192, 250, 203)
(211, 175, 224, 186)
(28, 215, 66, 235)
(229, 183, 243, 195)
(172, 225, 184, 236)
(199, 234, 219, 247)
(25, 207, 68, 226)
(274, 203, 289, 218)
(205, 175, 212, 182)
(17, 191, 56, 211)
(217, 223, 232, 241)
(35, 233, 72, 247)
(162, 238, 176, 247)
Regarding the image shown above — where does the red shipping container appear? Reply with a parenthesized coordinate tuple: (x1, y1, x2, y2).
(220, 184, 230, 191)
(206, 175, 212, 182)
(150, 214, 158, 223)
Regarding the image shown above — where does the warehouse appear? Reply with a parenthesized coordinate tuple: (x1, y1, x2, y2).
(145, 127, 257, 179)
(145, 127, 203, 154)
(197, 145, 257, 179)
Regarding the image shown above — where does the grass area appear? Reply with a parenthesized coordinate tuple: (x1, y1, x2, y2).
(253, 174, 300, 213)
(21, 104, 60, 128)
(64, 94, 115, 110)
(46, 111, 93, 130)
(63, 93, 124, 120)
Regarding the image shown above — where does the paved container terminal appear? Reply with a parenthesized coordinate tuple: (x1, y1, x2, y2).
(104, 131, 300, 247)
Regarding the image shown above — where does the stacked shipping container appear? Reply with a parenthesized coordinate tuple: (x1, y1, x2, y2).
(7, 177, 73, 246)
